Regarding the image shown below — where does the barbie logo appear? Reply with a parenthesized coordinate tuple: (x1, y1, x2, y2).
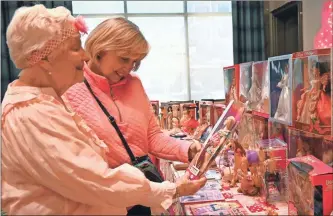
(327, 180, 333, 186)
(295, 51, 316, 58)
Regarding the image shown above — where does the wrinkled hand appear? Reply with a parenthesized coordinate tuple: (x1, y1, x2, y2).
(188, 140, 202, 162)
(174, 172, 207, 198)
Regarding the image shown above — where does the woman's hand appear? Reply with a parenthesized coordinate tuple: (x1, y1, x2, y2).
(174, 172, 207, 198)
(188, 140, 202, 162)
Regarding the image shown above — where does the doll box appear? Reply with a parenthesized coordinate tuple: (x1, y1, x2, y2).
(257, 138, 287, 170)
(287, 155, 333, 216)
(223, 65, 240, 105)
(292, 48, 331, 136)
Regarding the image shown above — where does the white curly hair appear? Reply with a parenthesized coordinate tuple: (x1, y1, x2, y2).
(6, 4, 75, 69)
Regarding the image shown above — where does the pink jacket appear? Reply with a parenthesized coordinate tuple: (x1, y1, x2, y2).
(64, 63, 192, 168)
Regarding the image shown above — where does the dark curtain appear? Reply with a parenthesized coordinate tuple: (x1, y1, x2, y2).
(1, 1, 72, 101)
(232, 1, 266, 64)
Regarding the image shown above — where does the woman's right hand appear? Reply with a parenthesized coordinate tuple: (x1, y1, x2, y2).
(174, 172, 207, 198)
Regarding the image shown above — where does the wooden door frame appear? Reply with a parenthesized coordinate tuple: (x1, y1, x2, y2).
(269, 1, 303, 56)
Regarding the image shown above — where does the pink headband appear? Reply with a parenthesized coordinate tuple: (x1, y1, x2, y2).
(26, 16, 88, 67)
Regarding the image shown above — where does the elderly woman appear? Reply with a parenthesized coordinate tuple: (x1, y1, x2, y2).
(1, 5, 206, 215)
(63, 18, 204, 215)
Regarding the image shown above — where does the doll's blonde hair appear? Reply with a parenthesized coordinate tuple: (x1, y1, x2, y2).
(6, 4, 77, 69)
(85, 17, 149, 71)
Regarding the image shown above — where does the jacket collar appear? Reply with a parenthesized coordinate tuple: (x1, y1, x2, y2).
(83, 62, 129, 95)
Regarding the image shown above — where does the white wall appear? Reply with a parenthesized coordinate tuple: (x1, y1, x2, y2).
(302, 0, 327, 51)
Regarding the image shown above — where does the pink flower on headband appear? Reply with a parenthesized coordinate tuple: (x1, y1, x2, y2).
(74, 16, 88, 34)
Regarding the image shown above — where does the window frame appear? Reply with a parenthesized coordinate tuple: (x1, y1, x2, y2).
(73, 0, 232, 100)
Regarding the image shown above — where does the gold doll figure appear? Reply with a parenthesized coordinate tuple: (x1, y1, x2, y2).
(229, 140, 246, 187)
(264, 151, 281, 200)
(189, 116, 236, 179)
(237, 150, 262, 196)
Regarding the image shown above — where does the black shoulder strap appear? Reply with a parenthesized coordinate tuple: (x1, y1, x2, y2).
(83, 79, 138, 164)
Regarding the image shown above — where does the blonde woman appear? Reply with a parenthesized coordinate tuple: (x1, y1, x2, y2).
(1, 6, 206, 215)
(64, 17, 205, 215)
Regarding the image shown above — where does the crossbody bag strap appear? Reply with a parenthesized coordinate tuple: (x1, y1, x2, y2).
(83, 79, 138, 164)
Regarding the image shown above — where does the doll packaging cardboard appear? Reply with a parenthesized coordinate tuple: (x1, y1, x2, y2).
(287, 155, 333, 216)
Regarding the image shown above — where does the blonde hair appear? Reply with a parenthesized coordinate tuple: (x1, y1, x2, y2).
(6, 4, 75, 69)
(85, 17, 149, 71)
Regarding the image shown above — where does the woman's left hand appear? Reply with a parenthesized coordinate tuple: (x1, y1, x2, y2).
(188, 140, 202, 162)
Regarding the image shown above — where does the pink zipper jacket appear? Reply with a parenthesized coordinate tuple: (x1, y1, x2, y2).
(63, 63, 192, 168)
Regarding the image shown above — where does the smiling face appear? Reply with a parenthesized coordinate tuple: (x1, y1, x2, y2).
(84, 17, 149, 84)
(96, 51, 140, 84)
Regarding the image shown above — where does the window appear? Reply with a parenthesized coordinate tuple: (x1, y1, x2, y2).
(73, 1, 233, 101)
(127, 1, 184, 13)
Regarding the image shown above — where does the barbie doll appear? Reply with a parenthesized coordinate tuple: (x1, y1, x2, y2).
(264, 151, 281, 200)
(151, 104, 160, 127)
(296, 61, 331, 129)
(237, 150, 262, 196)
(256, 62, 269, 113)
(172, 104, 180, 118)
(159, 107, 167, 129)
(193, 115, 209, 140)
(189, 116, 236, 179)
(181, 107, 199, 135)
(167, 106, 173, 130)
(228, 77, 238, 103)
(248, 67, 262, 107)
(230, 140, 247, 187)
(169, 117, 182, 135)
(274, 63, 290, 121)
(240, 64, 252, 103)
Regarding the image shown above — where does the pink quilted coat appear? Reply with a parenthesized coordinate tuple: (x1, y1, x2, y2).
(64, 63, 192, 168)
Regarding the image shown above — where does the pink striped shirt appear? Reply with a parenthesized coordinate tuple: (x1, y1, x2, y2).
(1, 82, 176, 215)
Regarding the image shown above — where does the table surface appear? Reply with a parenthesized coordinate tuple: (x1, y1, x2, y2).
(160, 159, 288, 216)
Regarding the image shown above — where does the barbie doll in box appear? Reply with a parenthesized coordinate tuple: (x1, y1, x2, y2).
(274, 62, 291, 122)
(263, 151, 281, 200)
(151, 103, 160, 127)
(159, 106, 168, 129)
(248, 65, 262, 107)
(193, 114, 210, 140)
(172, 104, 180, 119)
(296, 61, 331, 131)
(167, 106, 173, 130)
(239, 63, 253, 103)
(190, 116, 236, 179)
(181, 106, 199, 135)
(169, 117, 183, 135)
